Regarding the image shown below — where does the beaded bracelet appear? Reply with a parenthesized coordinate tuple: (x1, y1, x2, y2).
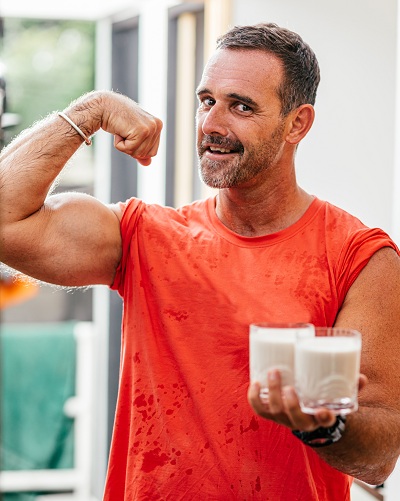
(58, 111, 92, 146)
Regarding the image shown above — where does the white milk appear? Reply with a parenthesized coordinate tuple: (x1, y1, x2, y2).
(249, 330, 296, 389)
(295, 336, 361, 414)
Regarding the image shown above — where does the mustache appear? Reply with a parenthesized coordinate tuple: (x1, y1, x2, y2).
(199, 135, 244, 155)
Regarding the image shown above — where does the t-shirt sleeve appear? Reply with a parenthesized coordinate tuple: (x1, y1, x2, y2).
(110, 197, 144, 295)
(335, 227, 400, 307)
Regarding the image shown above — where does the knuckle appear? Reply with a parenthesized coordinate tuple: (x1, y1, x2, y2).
(268, 398, 281, 415)
(139, 124, 152, 138)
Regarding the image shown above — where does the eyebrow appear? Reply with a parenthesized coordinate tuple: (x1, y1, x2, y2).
(196, 86, 211, 97)
(196, 87, 258, 108)
(227, 92, 258, 108)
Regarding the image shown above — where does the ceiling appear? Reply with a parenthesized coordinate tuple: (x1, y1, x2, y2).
(1, 0, 143, 21)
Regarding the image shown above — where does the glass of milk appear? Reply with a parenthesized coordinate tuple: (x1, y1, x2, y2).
(249, 323, 315, 403)
(295, 327, 362, 415)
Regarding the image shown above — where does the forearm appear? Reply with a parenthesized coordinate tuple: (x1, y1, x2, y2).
(0, 89, 161, 285)
(316, 405, 400, 484)
(0, 91, 104, 224)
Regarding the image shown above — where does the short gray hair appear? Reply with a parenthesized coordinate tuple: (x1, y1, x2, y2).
(216, 23, 320, 116)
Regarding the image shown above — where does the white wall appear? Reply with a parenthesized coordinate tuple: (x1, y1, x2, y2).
(136, 0, 176, 205)
(232, 3, 400, 496)
(232, 0, 398, 239)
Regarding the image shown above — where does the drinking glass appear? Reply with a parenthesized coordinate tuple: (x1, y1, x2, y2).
(249, 322, 314, 403)
(295, 327, 362, 415)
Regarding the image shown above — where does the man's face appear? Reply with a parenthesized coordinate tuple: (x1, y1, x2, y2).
(196, 48, 287, 189)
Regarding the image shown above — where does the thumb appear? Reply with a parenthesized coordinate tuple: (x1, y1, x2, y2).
(358, 374, 368, 392)
(135, 156, 152, 166)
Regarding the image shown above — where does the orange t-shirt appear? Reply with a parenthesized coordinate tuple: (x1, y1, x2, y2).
(106, 196, 398, 501)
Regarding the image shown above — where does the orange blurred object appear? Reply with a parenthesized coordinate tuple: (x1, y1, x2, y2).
(0, 274, 39, 309)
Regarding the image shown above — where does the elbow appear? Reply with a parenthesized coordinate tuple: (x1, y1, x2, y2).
(355, 458, 397, 486)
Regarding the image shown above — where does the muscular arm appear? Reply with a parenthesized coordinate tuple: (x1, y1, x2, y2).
(314, 247, 400, 483)
(248, 246, 400, 484)
(0, 90, 162, 286)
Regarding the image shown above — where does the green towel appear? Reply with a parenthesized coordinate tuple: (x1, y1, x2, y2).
(0, 321, 76, 474)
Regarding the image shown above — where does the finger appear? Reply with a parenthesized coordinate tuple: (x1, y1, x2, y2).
(114, 134, 132, 153)
(267, 370, 284, 414)
(114, 133, 151, 158)
(248, 381, 276, 417)
(129, 117, 163, 159)
(248, 381, 261, 407)
(248, 381, 296, 427)
(145, 122, 163, 158)
(282, 386, 318, 431)
(136, 156, 152, 166)
(313, 408, 337, 428)
(248, 381, 267, 410)
(358, 374, 368, 392)
(133, 131, 160, 164)
(113, 118, 161, 159)
(284, 387, 337, 430)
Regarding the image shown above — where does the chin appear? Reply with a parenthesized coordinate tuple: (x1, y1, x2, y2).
(199, 162, 239, 189)
(201, 176, 228, 189)
(199, 171, 235, 189)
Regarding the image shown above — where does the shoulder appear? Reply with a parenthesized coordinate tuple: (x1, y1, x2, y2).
(336, 246, 400, 349)
(317, 199, 366, 230)
(314, 198, 398, 259)
(351, 245, 400, 289)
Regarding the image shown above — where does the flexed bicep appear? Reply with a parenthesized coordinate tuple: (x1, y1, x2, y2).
(3, 193, 122, 287)
(0, 90, 161, 286)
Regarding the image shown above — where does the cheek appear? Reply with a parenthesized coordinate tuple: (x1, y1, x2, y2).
(195, 116, 206, 144)
(195, 113, 202, 130)
(195, 108, 204, 125)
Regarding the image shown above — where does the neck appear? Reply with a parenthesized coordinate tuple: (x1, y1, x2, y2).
(215, 174, 313, 237)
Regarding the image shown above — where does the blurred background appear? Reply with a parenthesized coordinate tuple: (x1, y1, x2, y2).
(0, 0, 399, 500)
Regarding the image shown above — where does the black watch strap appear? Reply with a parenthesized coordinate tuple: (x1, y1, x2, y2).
(292, 416, 346, 448)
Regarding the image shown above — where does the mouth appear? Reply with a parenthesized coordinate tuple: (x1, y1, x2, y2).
(200, 137, 244, 158)
(208, 146, 234, 154)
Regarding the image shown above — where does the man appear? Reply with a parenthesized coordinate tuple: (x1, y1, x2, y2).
(1, 23, 400, 500)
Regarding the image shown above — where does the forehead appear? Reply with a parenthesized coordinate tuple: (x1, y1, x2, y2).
(198, 48, 284, 101)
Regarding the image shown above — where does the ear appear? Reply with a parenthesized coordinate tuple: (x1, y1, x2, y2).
(285, 104, 315, 145)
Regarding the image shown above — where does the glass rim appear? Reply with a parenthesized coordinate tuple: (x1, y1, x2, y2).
(250, 322, 314, 330)
(313, 327, 361, 338)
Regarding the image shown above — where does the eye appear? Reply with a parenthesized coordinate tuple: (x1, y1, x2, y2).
(235, 103, 253, 113)
(199, 97, 215, 108)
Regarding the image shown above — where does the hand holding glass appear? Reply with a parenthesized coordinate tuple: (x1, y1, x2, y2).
(295, 327, 362, 415)
(249, 323, 315, 403)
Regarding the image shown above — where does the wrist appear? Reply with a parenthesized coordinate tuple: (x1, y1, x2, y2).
(292, 415, 346, 448)
(63, 90, 105, 138)
(58, 112, 92, 145)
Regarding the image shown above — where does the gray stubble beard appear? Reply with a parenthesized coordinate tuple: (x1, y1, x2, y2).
(198, 156, 244, 189)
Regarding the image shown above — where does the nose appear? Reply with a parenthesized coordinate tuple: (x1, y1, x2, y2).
(199, 104, 229, 137)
